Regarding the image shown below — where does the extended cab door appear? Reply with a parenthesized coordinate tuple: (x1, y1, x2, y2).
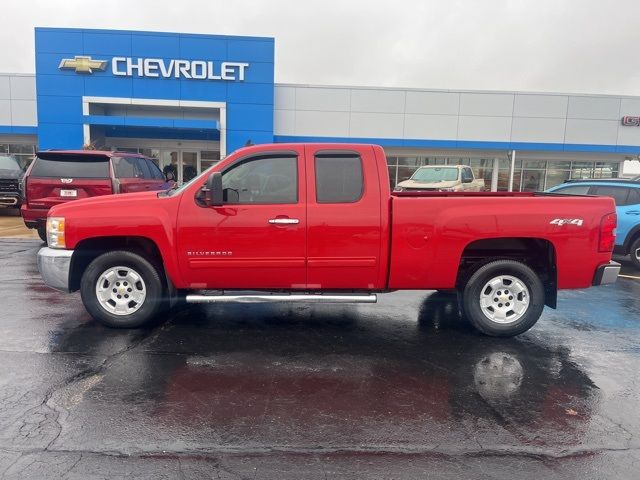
(304, 146, 384, 289)
(176, 148, 307, 289)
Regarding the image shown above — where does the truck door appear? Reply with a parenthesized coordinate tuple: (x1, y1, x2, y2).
(176, 149, 307, 289)
(305, 146, 383, 289)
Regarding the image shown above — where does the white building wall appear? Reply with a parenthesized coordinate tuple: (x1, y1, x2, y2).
(0, 75, 37, 127)
(274, 84, 640, 150)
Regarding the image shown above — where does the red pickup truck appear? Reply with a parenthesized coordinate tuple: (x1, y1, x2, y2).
(37, 143, 620, 336)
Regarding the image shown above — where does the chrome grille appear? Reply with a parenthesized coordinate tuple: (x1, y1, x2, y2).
(0, 179, 19, 193)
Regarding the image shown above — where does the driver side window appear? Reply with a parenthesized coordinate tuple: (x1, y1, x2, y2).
(221, 155, 298, 204)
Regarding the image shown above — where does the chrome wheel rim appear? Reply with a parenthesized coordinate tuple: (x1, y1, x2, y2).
(95, 266, 146, 316)
(635, 248, 640, 262)
(479, 275, 529, 324)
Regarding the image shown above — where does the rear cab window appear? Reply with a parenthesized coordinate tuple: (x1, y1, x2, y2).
(315, 153, 364, 203)
(30, 153, 110, 178)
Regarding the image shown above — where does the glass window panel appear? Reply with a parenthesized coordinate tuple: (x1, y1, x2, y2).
(571, 161, 595, 179)
(386, 156, 397, 166)
(397, 166, 420, 183)
(521, 170, 545, 192)
(553, 185, 591, 195)
(388, 166, 397, 188)
(523, 160, 547, 169)
(222, 155, 298, 204)
(549, 161, 571, 169)
(8, 144, 35, 154)
(13, 154, 34, 170)
(591, 186, 629, 206)
(201, 150, 220, 161)
(572, 161, 595, 168)
(397, 157, 419, 166)
(315, 155, 363, 203)
(0, 145, 8, 153)
(31, 154, 110, 178)
(498, 158, 511, 169)
(544, 169, 571, 190)
(627, 188, 640, 205)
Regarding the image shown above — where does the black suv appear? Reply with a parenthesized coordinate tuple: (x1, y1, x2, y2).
(0, 155, 24, 209)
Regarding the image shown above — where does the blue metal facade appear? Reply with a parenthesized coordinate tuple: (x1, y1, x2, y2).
(34, 27, 274, 151)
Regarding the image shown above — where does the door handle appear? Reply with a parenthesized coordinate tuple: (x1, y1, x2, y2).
(269, 218, 299, 225)
(627, 210, 640, 215)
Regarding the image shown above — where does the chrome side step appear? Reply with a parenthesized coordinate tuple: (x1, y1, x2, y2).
(185, 293, 378, 304)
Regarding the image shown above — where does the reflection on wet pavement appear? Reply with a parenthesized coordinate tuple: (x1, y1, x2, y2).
(0, 239, 639, 478)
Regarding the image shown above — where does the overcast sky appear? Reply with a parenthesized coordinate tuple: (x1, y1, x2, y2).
(2, 0, 640, 95)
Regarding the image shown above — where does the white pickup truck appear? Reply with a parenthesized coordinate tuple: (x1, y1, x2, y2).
(394, 165, 485, 192)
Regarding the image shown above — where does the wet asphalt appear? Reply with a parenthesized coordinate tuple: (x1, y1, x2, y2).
(0, 239, 639, 479)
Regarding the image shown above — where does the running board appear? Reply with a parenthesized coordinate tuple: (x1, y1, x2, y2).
(185, 293, 378, 304)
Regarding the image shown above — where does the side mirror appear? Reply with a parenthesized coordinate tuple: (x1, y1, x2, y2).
(203, 171, 223, 207)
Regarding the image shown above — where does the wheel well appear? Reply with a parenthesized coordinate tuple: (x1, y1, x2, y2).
(625, 227, 640, 254)
(456, 237, 558, 309)
(69, 236, 165, 292)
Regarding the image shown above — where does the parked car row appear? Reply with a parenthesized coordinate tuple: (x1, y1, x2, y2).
(19, 150, 174, 241)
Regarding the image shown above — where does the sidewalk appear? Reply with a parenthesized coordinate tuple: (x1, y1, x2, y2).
(0, 210, 39, 239)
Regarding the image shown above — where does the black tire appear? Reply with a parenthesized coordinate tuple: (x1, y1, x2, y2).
(630, 237, 640, 270)
(461, 260, 545, 337)
(80, 250, 164, 328)
(36, 225, 47, 243)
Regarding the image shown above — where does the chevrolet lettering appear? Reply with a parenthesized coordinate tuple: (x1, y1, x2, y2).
(112, 57, 249, 81)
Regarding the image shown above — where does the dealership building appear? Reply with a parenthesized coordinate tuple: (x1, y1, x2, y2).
(2, 27, 640, 189)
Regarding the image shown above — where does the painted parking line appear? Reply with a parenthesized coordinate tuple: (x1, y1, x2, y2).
(619, 274, 640, 280)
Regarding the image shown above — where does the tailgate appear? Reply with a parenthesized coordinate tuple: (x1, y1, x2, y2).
(26, 178, 113, 209)
(27, 153, 113, 209)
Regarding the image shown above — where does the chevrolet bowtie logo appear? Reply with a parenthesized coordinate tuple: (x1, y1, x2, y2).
(58, 55, 107, 74)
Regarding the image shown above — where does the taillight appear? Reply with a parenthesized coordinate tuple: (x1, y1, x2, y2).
(598, 212, 617, 252)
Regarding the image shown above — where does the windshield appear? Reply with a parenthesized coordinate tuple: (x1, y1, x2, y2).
(0, 155, 20, 171)
(410, 167, 459, 183)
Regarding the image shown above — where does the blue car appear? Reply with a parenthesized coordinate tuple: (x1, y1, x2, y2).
(547, 177, 640, 270)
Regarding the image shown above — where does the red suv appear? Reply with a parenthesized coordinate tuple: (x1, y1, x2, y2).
(21, 150, 173, 241)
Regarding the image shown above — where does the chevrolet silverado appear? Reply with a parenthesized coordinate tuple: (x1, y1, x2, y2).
(37, 143, 620, 336)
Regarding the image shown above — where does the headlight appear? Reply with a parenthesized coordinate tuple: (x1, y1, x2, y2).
(46, 217, 66, 249)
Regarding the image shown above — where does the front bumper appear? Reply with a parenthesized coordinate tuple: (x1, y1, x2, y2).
(593, 261, 621, 286)
(37, 247, 73, 292)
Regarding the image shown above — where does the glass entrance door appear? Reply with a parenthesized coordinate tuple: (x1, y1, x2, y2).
(181, 151, 199, 184)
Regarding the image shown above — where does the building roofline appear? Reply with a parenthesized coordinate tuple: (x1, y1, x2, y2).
(274, 82, 640, 100)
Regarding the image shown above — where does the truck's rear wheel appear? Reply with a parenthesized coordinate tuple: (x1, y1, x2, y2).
(462, 260, 544, 337)
(80, 250, 164, 328)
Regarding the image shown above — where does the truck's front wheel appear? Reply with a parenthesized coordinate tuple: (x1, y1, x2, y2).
(462, 260, 544, 337)
(80, 250, 164, 328)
